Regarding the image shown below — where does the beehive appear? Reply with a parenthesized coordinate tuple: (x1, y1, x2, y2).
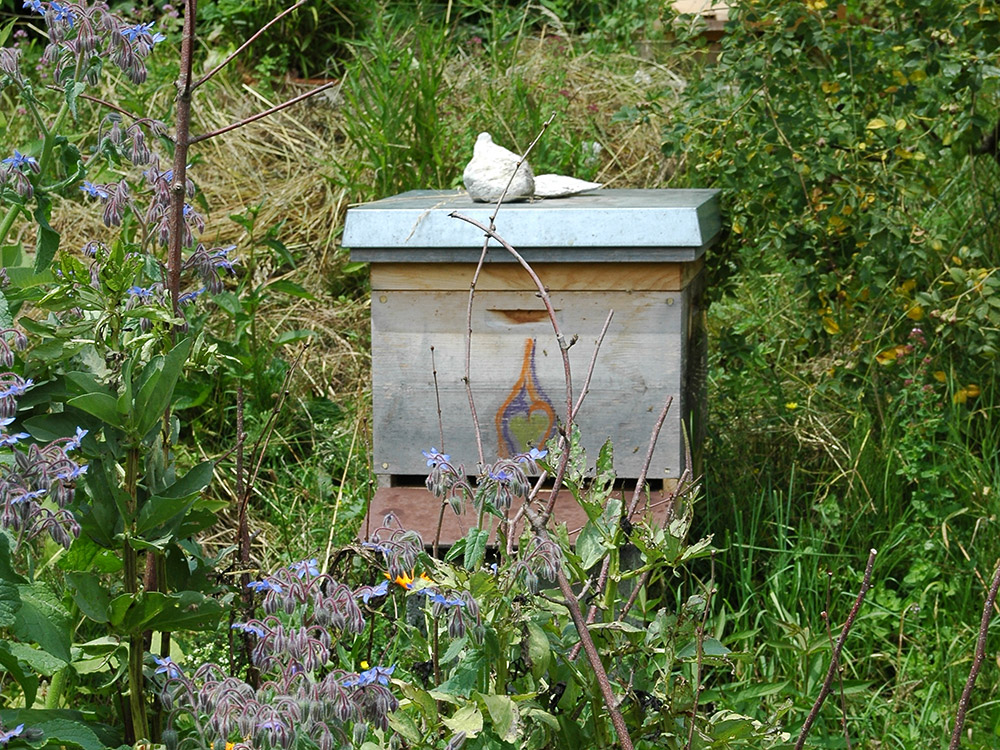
(344, 189, 720, 539)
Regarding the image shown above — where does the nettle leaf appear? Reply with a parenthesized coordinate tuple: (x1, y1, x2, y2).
(12, 582, 72, 663)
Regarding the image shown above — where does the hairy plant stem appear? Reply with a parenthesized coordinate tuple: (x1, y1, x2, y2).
(124, 445, 150, 742)
(167, 0, 197, 315)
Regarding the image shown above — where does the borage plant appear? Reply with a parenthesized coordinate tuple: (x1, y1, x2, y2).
(1, 0, 338, 746)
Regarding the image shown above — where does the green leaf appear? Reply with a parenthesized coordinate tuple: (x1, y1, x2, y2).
(441, 703, 483, 738)
(477, 692, 520, 743)
(134, 338, 192, 436)
(32, 196, 60, 273)
(0, 580, 22, 627)
(64, 81, 87, 119)
(265, 279, 317, 300)
(525, 621, 550, 678)
(84, 458, 132, 531)
(0, 20, 14, 47)
(12, 582, 72, 663)
(575, 521, 607, 572)
(677, 637, 731, 659)
(57, 535, 122, 575)
(463, 527, 488, 571)
(7, 641, 67, 675)
(387, 709, 423, 745)
(136, 494, 195, 537)
(274, 329, 315, 346)
(67, 392, 123, 429)
(31, 717, 106, 750)
(0, 641, 39, 707)
(0, 533, 26, 585)
(65, 572, 111, 624)
(0, 289, 10, 328)
(436, 648, 486, 697)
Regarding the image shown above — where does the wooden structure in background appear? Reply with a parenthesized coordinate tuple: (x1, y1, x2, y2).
(343, 189, 720, 544)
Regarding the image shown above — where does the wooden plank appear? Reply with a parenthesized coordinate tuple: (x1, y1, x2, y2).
(370, 289, 689, 478)
(371, 261, 697, 292)
(363, 486, 678, 545)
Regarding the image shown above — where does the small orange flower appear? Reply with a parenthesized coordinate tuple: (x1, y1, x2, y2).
(384, 570, 432, 590)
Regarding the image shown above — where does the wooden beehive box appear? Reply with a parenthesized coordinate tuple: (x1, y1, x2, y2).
(344, 189, 720, 540)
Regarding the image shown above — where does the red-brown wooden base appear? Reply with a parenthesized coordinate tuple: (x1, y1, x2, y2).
(359, 485, 675, 546)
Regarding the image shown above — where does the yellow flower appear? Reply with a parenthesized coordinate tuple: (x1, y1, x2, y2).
(785, 402, 799, 411)
(933, 371, 947, 383)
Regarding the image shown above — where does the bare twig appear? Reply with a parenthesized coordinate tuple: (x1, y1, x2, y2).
(488, 113, 557, 228)
(795, 549, 877, 750)
(823, 570, 853, 750)
(523, 505, 635, 750)
(193, 0, 309, 89)
(189, 82, 338, 145)
(459, 115, 558, 469)
(627, 395, 673, 518)
(571, 310, 614, 422)
(449, 213, 575, 462)
(949, 559, 1000, 750)
(430, 346, 449, 558)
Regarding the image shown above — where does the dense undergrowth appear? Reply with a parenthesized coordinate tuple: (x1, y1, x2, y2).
(0, 0, 998, 748)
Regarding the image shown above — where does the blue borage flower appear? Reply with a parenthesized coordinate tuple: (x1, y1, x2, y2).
(178, 287, 207, 306)
(487, 467, 511, 483)
(153, 655, 182, 679)
(80, 181, 110, 199)
(231, 621, 267, 637)
(121, 22, 154, 42)
(22, 0, 43, 15)
(49, 1, 75, 26)
(0, 432, 30, 448)
(247, 579, 283, 594)
(290, 558, 319, 579)
(1, 150, 38, 172)
(65, 426, 88, 451)
(361, 540, 392, 555)
(416, 589, 466, 608)
(422, 447, 450, 467)
(355, 579, 389, 604)
(341, 664, 394, 688)
(0, 723, 24, 746)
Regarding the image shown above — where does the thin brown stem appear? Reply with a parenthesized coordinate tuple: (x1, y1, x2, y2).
(795, 549, 877, 750)
(449, 213, 574, 445)
(571, 310, 614, 422)
(949, 559, 1000, 750)
(522, 505, 634, 750)
(487, 113, 557, 227)
(189, 82, 337, 145)
(193, 0, 309, 89)
(627, 395, 673, 518)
